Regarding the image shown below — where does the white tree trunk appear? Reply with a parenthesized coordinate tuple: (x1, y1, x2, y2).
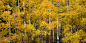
(57, 10, 59, 43)
(49, 12, 51, 43)
(53, 29, 54, 43)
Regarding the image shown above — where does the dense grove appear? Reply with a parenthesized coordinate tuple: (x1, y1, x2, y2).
(0, 0, 86, 43)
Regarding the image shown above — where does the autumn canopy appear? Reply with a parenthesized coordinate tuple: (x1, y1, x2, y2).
(0, 0, 86, 43)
